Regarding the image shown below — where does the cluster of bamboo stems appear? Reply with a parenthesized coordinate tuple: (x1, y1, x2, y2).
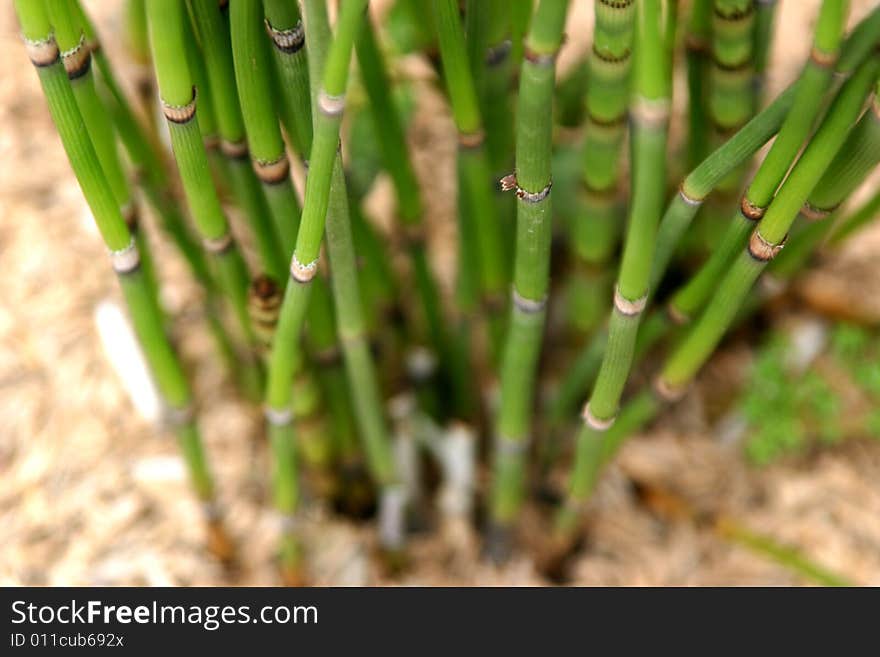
(17, 0, 880, 583)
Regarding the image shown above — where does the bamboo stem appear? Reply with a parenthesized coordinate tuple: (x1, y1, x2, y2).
(16, 0, 229, 562)
(488, 0, 570, 553)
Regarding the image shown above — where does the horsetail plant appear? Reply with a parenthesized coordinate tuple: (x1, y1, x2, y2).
(146, 0, 261, 377)
(15, 0, 232, 563)
(20, 0, 880, 585)
(432, 0, 509, 358)
(185, 0, 286, 286)
(558, 0, 672, 540)
(488, 0, 570, 558)
(572, 0, 635, 286)
(301, 0, 406, 565)
(658, 56, 880, 400)
(668, 0, 850, 326)
(229, 0, 302, 259)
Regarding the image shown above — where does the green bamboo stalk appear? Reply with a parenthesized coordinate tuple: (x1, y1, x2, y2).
(72, 0, 254, 398)
(301, 0, 405, 561)
(229, 0, 301, 260)
(262, 0, 312, 159)
(658, 56, 879, 398)
(576, 0, 635, 265)
(771, 97, 880, 278)
(487, 0, 570, 554)
(266, 0, 388, 575)
(751, 0, 778, 101)
(432, 0, 508, 356)
(699, 0, 757, 247)
(559, 0, 672, 537)
(45, 1, 157, 299)
(668, 0, 850, 325)
(570, 0, 635, 335)
(146, 0, 259, 389)
(188, 0, 286, 283)
(16, 0, 231, 561)
(652, 4, 880, 295)
(123, 0, 157, 140)
(550, 79, 801, 426)
(566, 88, 880, 511)
(685, 0, 712, 168)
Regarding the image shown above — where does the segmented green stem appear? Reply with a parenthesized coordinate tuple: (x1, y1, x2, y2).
(560, 0, 671, 534)
(147, 0, 257, 383)
(489, 0, 569, 532)
(263, 0, 312, 159)
(188, 0, 286, 281)
(229, 0, 301, 259)
(686, 0, 712, 168)
(16, 0, 220, 533)
(669, 0, 850, 324)
(574, 0, 635, 268)
(659, 57, 879, 394)
(432, 0, 508, 353)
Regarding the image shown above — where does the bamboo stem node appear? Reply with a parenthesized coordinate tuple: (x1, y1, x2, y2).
(109, 238, 140, 274)
(264, 18, 305, 54)
(810, 46, 839, 69)
(512, 288, 547, 314)
(654, 375, 687, 402)
(252, 154, 291, 184)
(318, 90, 346, 117)
(202, 233, 233, 255)
(60, 33, 91, 80)
(581, 403, 615, 431)
(741, 196, 766, 221)
(23, 33, 60, 67)
(161, 87, 197, 124)
(748, 229, 786, 262)
(220, 138, 249, 160)
(801, 201, 836, 222)
(290, 253, 319, 283)
(264, 405, 294, 426)
(499, 173, 552, 203)
(613, 285, 647, 317)
(678, 184, 704, 207)
(631, 95, 671, 128)
(667, 302, 690, 326)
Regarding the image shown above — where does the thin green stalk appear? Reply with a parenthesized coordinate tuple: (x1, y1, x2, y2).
(303, 0, 404, 558)
(488, 0, 569, 548)
(751, 0, 778, 101)
(771, 98, 880, 278)
(16, 0, 229, 558)
(700, 0, 757, 247)
(668, 0, 850, 325)
(73, 0, 254, 398)
(188, 0, 286, 282)
(263, 0, 312, 159)
(560, 0, 671, 537)
(229, 0, 301, 259)
(432, 0, 508, 357)
(146, 0, 259, 389)
(570, 0, 635, 334)
(686, 0, 712, 169)
(659, 57, 879, 396)
(267, 0, 383, 570)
